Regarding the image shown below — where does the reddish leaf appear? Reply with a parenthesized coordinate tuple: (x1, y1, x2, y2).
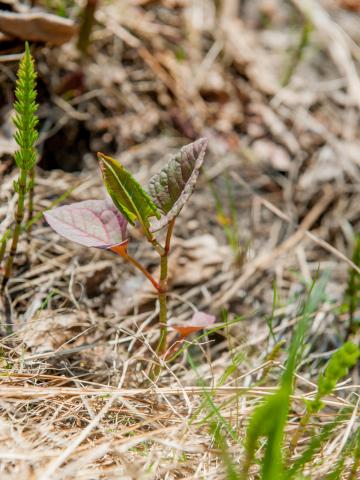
(149, 138, 208, 232)
(172, 311, 216, 339)
(44, 199, 128, 249)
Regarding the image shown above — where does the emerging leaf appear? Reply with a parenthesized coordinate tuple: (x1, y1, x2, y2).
(148, 138, 207, 232)
(172, 311, 216, 339)
(98, 153, 160, 229)
(44, 199, 128, 250)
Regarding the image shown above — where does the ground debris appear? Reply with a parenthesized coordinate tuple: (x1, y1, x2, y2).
(0, 10, 77, 45)
(0, 0, 359, 478)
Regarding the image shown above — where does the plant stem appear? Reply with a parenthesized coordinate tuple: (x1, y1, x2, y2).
(2, 168, 27, 291)
(149, 219, 175, 379)
(0, 228, 12, 266)
(143, 229, 165, 256)
(77, 0, 98, 56)
(155, 218, 175, 355)
(122, 252, 160, 292)
(0, 241, 6, 267)
(27, 166, 35, 232)
(156, 255, 168, 356)
(287, 409, 312, 462)
(1, 183, 77, 271)
(2, 43, 38, 291)
(281, 18, 312, 87)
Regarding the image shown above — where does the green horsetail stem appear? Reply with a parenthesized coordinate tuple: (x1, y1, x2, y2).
(1, 42, 38, 291)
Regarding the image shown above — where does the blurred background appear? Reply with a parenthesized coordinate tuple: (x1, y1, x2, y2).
(1, 2, 360, 478)
(0, 0, 359, 329)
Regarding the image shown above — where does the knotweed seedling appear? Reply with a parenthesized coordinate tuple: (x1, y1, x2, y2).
(1, 42, 39, 290)
(45, 139, 211, 374)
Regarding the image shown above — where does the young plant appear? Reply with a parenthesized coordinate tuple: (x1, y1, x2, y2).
(1, 42, 39, 290)
(287, 341, 360, 460)
(44, 139, 208, 370)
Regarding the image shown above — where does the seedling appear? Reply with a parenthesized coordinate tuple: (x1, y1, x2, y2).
(45, 139, 208, 373)
(1, 42, 39, 290)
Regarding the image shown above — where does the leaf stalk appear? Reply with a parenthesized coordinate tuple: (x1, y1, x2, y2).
(122, 251, 160, 292)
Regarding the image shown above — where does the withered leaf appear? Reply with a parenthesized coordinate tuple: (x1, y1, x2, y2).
(172, 311, 216, 339)
(0, 11, 77, 45)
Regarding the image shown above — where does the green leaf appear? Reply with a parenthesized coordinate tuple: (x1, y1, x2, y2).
(309, 341, 360, 414)
(245, 389, 288, 480)
(148, 138, 207, 232)
(98, 153, 160, 228)
(13, 41, 39, 170)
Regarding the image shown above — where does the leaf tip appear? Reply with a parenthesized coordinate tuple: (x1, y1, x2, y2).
(97, 151, 106, 168)
(43, 209, 52, 223)
(195, 137, 208, 149)
(190, 137, 208, 157)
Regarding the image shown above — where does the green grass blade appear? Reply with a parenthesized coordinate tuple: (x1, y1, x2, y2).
(285, 412, 348, 479)
(243, 273, 329, 479)
(211, 422, 241, 480)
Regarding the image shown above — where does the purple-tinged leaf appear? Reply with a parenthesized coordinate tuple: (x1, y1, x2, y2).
(44, 199, 128, 249)
(172, 311, 216, 339)
(148, 138, 208, 232)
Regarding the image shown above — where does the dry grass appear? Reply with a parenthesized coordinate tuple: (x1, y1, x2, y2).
(1, 0, 360, 478)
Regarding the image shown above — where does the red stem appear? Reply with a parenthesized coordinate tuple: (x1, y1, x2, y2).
(122, 252, 160, 292)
